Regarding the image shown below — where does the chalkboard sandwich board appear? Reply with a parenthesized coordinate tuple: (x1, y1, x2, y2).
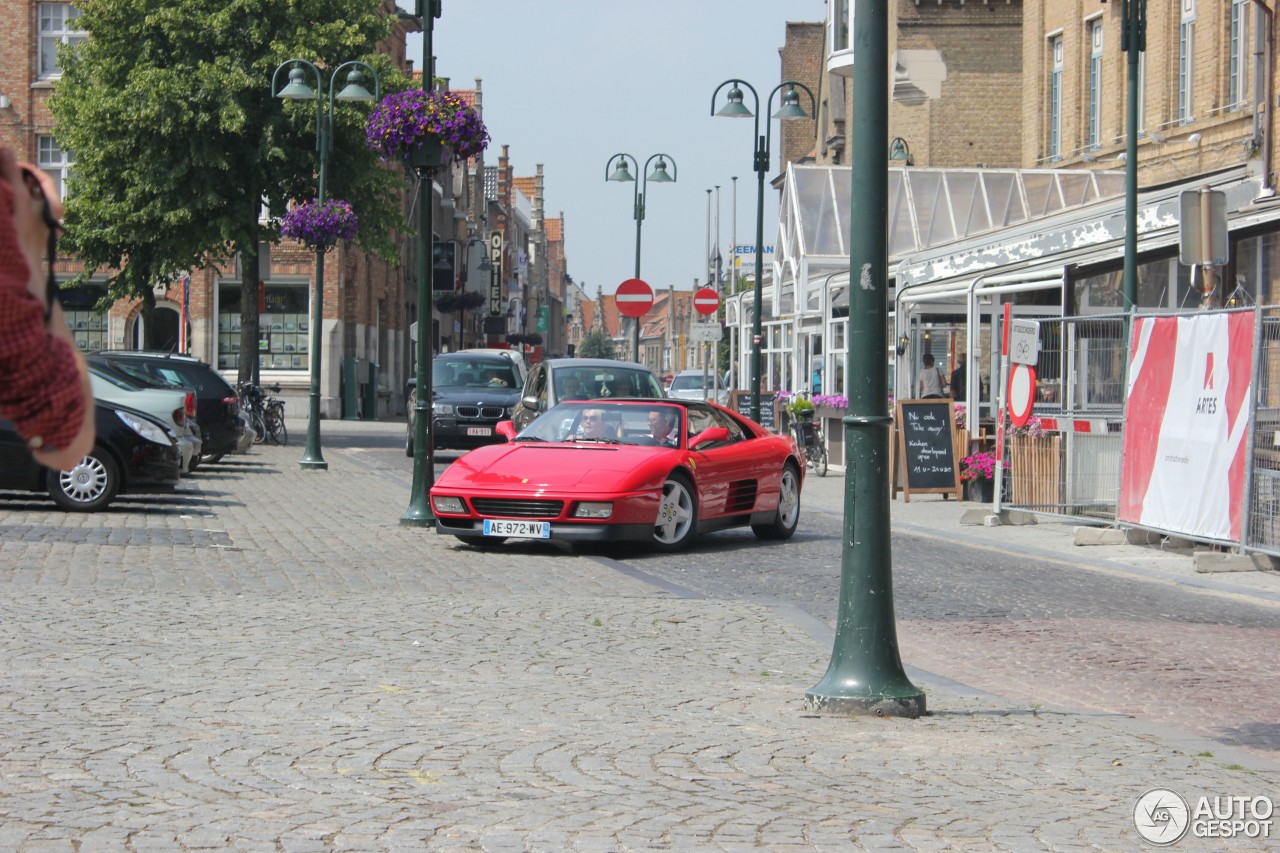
(892, 398, 960, 502)
(731, 390, 777, 432)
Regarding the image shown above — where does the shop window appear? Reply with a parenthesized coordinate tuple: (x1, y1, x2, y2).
(217, 281, 309, 371)
(59, 281, 108, 351)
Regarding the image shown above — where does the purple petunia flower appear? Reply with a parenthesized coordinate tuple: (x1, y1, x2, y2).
(365, 89, 490, 163)
(280, 198, 358, 250)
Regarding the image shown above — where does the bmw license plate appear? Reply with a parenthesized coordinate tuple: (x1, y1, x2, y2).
(466, 427, 492, 437)
(484, 519, 550, 539)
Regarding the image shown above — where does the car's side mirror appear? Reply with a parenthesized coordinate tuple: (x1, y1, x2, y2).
(496, 421, 517, 441)
(522, 394, 538, 412)
(689, 426, 729, 450)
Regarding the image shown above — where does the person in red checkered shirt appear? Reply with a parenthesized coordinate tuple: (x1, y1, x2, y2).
(0, 146, 93, 471)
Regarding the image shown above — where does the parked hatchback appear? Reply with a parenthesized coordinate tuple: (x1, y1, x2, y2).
(511, 358, 666, 431)
(88, 351, 244, 461)
(88, 365, 202, 474)
(0, 400, 182, 511)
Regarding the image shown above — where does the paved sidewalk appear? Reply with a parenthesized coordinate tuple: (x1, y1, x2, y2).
(0, 420, 1275, 851)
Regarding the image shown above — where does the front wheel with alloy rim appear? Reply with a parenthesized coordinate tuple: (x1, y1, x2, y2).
(653, 473, 697, 551)
(752, 463, 801, 540)
(46, 448, 120, 512)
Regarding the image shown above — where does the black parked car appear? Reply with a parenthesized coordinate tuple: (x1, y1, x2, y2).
(405, 353, 522, 455)
(0, 399, 182, 511)
(88, 351, 244, 461)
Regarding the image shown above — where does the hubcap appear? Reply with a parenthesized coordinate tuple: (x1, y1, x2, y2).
(778, 469, 799, 527)
(655, 480, 694, 544)
(58, 456, 107, 504)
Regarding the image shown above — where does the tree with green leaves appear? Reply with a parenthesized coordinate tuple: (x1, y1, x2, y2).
(51, 0, 412, 382)
(577, 327, 617, 360)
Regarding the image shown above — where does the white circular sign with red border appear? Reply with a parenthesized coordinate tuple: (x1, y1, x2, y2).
(616, 278, 654, 318)
(1008, 362, 1037, 428)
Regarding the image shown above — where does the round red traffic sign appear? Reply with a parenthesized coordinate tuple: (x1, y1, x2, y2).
(1008, 363, 1037, 428)
(694, 287, 720, 316)
(616, 278, 654, 318)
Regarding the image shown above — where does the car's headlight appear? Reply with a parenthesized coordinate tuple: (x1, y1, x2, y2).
(433, 403, 454, 415)
(115, 410, 172, 446)
(432, 496, 466, 514)
(572, 502, 614, 519)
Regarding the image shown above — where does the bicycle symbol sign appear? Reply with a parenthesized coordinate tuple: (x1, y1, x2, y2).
(1008, 318, 1040, 366)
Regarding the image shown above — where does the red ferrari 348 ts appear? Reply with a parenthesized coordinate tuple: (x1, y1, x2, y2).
(430, 399, 804, 551)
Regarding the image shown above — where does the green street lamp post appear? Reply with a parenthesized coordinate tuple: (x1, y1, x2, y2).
(272, 58, 380, 471)
(711, 78, 814, 422)
(805, 0, 924, 718)
(1121, 0, 1147, 315)
(402, 0, 443, 526)
(606, 152, 676, 364)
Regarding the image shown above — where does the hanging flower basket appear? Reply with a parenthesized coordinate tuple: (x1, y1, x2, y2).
(279, 198, 358, 250)
(435, 290, 486, 312)
(365, 89, 490, 165)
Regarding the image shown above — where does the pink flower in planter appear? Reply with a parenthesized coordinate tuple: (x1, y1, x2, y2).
(960, 450, 996, 482)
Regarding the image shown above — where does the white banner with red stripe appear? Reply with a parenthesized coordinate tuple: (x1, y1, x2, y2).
(1118, 311, 1255, 542)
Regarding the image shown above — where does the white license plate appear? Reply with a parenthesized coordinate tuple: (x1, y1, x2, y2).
(466, 427, 492, 437)
(484, 519, 550, 539)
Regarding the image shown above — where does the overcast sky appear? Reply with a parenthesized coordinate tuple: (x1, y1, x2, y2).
(402, 0, 829, 297)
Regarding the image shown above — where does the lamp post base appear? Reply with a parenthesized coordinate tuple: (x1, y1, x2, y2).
(803, 690, 925, 718)
(298, 456, 329, 471)
(398, 509, 434, 527)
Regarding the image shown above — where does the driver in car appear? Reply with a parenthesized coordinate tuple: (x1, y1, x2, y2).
(648, 409, 680, 447)
(576, 408, 609, 440)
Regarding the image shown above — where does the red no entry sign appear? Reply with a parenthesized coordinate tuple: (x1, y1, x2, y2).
(1008, 362, 1037, 428)
(694, 287, 720, 316)
(616, 278, 654, 318)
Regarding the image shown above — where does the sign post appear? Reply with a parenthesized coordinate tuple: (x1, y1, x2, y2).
(694, 287, 721, 398)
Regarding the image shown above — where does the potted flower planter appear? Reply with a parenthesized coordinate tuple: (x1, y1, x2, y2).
(964, 477, 995, 503)
(406, 136, 449, 170)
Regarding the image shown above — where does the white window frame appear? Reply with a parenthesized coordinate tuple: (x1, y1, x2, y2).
(36, 136, 72, 200)
(1088, 19, 1103, 149)
(38, 3, 86, 80)
(1229, 0, 1249, 111)
(1178, 0, 1196, 124)
(1049, 35, 1063, 161)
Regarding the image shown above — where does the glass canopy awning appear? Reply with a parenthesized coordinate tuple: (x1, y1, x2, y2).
(775, 163, 1127, 315)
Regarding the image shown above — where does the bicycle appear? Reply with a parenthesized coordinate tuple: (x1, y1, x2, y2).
(792, 407, 828, 477)
(237, 382, 287, 446)
(263, 393, 287, 446)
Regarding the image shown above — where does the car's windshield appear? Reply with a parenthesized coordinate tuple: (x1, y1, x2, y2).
(434, 360, 518, 389)
(553, 367, 664, 401)
(519, 401, 684, 447)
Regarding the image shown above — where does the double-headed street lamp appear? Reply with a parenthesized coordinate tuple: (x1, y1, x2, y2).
(606, 153, 676, 364)
(711, 79, 814, 423)
(272, 58, 380, 471)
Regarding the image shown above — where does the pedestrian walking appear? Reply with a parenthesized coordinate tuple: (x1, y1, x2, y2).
(918, 353, 948, 399)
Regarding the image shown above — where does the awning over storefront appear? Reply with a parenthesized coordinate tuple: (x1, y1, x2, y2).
(775, 163, 1126, 318)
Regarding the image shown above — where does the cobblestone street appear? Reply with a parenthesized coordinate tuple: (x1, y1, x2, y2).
(0, 422, 1276, 851)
